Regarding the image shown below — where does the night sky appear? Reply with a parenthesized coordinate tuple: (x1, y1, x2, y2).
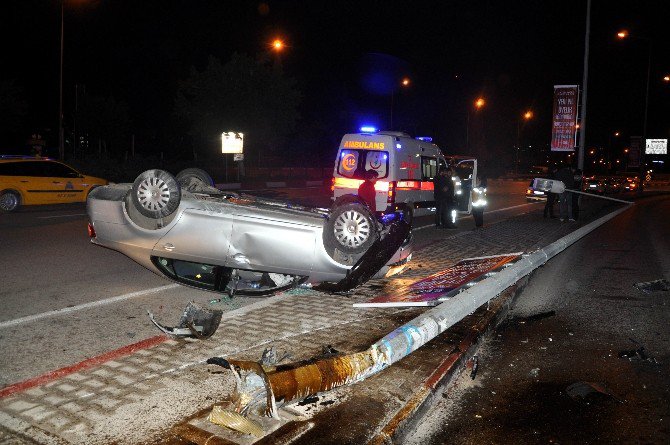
(2, 0, 668, 169)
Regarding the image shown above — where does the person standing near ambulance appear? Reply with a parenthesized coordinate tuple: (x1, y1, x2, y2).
(357, 170, 378, 212)
(434, 166, 456, 229)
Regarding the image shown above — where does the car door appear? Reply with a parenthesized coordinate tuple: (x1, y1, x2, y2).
(19, 161, 62, 204)
(454, 159, 477, 214)
(42, 161, 85, 203)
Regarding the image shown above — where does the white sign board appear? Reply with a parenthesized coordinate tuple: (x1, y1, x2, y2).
(645, 139, 668, 155)
(222, 132, 244, 154)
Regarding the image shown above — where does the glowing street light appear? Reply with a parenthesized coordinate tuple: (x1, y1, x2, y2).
(475, 97, 486, 109)
(390, 77, 411, 129)
(617, 30, 628, 39)
(272, 39, 284, 51)
(523, 110, 533, 120)
(664, 75, 670, 82)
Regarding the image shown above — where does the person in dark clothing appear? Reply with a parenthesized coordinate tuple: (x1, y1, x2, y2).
(357, 170, 378, 212)
(555, 165, 575, 221)
(434, 166, 456, 228)
(572, 168, 583, 220)
(472, 175, 487, 228)
(543, 167, 557, 218)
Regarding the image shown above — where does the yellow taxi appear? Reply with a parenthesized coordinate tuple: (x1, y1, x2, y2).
(0, 156, 108, 212)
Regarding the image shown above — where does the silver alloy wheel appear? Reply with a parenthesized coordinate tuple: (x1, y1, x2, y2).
(136, 177, 171, 212)
(333, 209, 372, 248)
(0, 192, 19, 211)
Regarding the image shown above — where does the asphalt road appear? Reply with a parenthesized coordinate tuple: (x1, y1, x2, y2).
(406, 193, 670, 444)
(0, 180, 535, 387)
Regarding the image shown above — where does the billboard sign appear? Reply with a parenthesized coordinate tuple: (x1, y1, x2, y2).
(646, 139, 668, 155)
(550, 85, 579, 152)
(221, 132, 244, 154)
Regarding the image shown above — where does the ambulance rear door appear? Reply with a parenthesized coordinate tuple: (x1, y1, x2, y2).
(333, 134, 392, 212)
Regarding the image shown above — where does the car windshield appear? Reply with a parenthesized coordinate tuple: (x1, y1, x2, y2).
(337, 149, 389, 179)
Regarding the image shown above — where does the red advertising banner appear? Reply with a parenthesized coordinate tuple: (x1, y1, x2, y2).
(550, 85, 579, 152)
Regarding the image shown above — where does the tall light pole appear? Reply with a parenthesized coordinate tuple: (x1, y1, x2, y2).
(466, 97, 485, 152)
(390, 77, 410, 129)
(58, 0, 65, 160)
(577, 0, 591, 172)
(617, 29, 652, 186)
(516, 110, 533, 174)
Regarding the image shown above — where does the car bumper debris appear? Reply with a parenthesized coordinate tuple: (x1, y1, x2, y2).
(148, 302, 222, 338)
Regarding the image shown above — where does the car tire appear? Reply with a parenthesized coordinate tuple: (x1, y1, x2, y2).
(324, 200, 379, 255)
(0, 190, 21, 212)
(176, 168, 215, 188)
(131, 169, 181, 219)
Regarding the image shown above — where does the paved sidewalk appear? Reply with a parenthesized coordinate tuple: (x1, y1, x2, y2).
(0, 198, 622, 444)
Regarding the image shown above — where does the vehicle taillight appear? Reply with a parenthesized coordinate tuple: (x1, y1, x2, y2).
(87, 222, 96, 238)
(330, 177, 335, 192)
(387, 181, 396, 204)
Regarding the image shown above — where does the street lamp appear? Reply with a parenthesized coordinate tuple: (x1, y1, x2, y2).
(272, 39, 284, 52)
(390, 77, 410, 129)
(466, 97, 486, 151)
(516, 110, 533, 174)
(58, 0, 65, 160)
(663, 75, 669, 82)
(617, 29, 652, 186)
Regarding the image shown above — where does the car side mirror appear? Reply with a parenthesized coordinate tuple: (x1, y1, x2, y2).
(532, 178, 565, 194)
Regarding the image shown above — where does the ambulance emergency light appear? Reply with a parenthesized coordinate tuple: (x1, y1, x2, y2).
(416, 136, 433, 142)
(360, 126, 377, 133)
(222, 132, 244, 154)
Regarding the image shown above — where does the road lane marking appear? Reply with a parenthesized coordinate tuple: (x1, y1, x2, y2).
(37, 213, 87, 219)
(0, 284, 180, 329)
(413, 202, 541, 231)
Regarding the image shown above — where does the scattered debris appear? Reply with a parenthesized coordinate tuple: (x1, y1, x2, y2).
(322, 345, 340, 356)
(566, 381, 623, 404)
(470, 356, 479, 380)
(619, 339, 660, 365)
(148, 302, 222, 338)
(208, 405, 264, 437)
(634, 279, 670, 294)
(297, 396, 319, 406)
(529, 368, 540, 378)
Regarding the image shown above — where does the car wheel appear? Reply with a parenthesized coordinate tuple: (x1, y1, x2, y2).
(0, 190, 21, 212)
(324, 201, 379, 255)
(176, 168, 215, 188)
(131, 169, 181, 219)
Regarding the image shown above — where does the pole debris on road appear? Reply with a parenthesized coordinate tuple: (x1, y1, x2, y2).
(206, 201, 634, 432)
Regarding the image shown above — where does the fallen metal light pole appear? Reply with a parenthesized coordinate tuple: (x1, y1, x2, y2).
(209, 201, 634, 420)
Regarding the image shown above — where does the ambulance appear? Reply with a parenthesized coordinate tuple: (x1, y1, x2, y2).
(331, 129, 481, 222)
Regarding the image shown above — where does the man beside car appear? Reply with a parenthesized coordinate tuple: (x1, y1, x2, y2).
(555, 164, 575, 222)
(434, 166, 456, 229)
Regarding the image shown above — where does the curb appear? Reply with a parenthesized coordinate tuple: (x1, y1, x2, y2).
(368, 278, 529, 444)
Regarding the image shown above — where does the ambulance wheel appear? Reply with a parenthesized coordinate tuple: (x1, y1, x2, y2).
(325, 201, 379, 255)
(131, 169, 181, 219)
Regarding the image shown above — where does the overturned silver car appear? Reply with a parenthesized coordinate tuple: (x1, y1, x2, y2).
(87, 168, 411, 295)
